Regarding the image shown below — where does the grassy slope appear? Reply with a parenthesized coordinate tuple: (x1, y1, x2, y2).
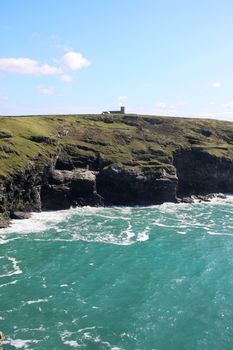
(0, 113, 233, 179)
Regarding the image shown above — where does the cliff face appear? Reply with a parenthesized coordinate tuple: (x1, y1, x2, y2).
(174, 148, 233, 196)
(0, 113, 233, 225)
(96, 167, 177, 205)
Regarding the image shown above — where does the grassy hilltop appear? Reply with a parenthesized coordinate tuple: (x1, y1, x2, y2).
(0, 113, 233, 180)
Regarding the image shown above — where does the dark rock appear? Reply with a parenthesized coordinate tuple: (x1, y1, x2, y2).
(215, 193, 227, 199)
(0, 159, 52, 217)
(144, 117, 163, 125)
(196, 195, 211, 202)
(0, 145, 19, 154)
(173, 149, 233, 197)
(55, 157, 74, 170)
(123, 115, 142, 127)
(41, 169, 103, 210)
(201, 129, 212, 137)
(55, 145, 98, 170)
(178, 192, 227, 204)
(186, 136, 200, 145)
(41, 184, 71, 210)
(0, 214, 10, 228)
(179, 197, 195, 203)
(0, 131, 12, 139)
(29, 135, 57, 144)
(96, 166, 178, 205)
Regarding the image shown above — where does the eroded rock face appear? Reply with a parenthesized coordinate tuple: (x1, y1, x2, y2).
(0, 164, 44, 217)
(96, 166, 178, 205)
(174, 149, 233, 196)
(1, 145, 233, 224)
(40, 165, 179, 209)
(41, 168, 103, 210)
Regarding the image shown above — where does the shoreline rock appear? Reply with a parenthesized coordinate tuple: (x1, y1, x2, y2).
(178, 193, 227, 204)
(10, 211, 32, 220)
(0, 214, 10, 228)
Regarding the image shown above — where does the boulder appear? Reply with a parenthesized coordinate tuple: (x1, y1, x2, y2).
(11, 211, 31, 220)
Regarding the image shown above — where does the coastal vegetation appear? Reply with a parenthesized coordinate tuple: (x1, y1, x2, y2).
(1, 113, 233, 178)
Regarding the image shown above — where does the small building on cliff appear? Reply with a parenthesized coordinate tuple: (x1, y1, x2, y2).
(102, 106, 125, 114)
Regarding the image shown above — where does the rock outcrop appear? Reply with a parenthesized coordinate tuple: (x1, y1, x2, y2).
(174, 148, 233, 196)
(0, 164, 45, 218)
(96, 166, 178, 205)
(41, 168, 103, 210)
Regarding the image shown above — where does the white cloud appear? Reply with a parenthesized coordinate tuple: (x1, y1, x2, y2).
(62, 51, 90, 70)
(0, 51, 91, 83)
(223, 101, 233, 109)
(39, 64, 61, 75)
(212, 81, 221, 88)
(60, 74, 73, 82)
(0, 58, 62, 75)
(38, 86, 55, 95)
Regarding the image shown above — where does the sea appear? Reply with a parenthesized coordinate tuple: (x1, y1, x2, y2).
(1, 197, 233, 349)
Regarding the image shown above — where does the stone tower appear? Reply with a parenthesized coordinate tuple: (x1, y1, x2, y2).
(120, 106, 125, 114)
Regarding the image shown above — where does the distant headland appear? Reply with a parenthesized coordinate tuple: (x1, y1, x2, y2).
(0, 112, 233, 227)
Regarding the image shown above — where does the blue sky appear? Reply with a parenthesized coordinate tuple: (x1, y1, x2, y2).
(1, 0, 233, 120)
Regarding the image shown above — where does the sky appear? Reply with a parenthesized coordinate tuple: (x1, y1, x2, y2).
(1, 0, 233, 121)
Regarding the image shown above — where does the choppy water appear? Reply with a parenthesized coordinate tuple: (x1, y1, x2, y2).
(1, 197, 233, 349)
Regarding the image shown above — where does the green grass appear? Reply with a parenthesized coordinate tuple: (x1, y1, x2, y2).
(0, 113, 233, 179)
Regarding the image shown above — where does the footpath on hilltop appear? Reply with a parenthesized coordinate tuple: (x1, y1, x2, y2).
(0, 113, 233, 226)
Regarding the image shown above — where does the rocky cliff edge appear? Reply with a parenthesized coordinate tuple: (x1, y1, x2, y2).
(0, 113, 233, 226)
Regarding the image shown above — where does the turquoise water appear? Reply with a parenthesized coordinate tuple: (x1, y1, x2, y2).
(1, 198, 233, 349)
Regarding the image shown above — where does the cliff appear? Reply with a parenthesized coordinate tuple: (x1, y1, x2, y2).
(0, 113, 233, 226)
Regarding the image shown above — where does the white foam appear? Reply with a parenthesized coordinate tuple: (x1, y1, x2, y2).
(60, 330, 73, 340)
(137, 227, 150, 242)
(176, 231, 187, 235)
(0, 257, 22, 278)
(1, 196, 232, 246)
(0, 279, 18, 288)
(0, 208, 75, 235)
(124, 221, 135, 239)
(63, 340, 80, 347)
(0, 206, 131, 237)
(0, 236, 22, 245)
(71, 230, 136, 246)
(24, 298, 49, 305)
(77, 327, 96, 333)
(208, 231, 233, 237)
(4, 338, 39, 349)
